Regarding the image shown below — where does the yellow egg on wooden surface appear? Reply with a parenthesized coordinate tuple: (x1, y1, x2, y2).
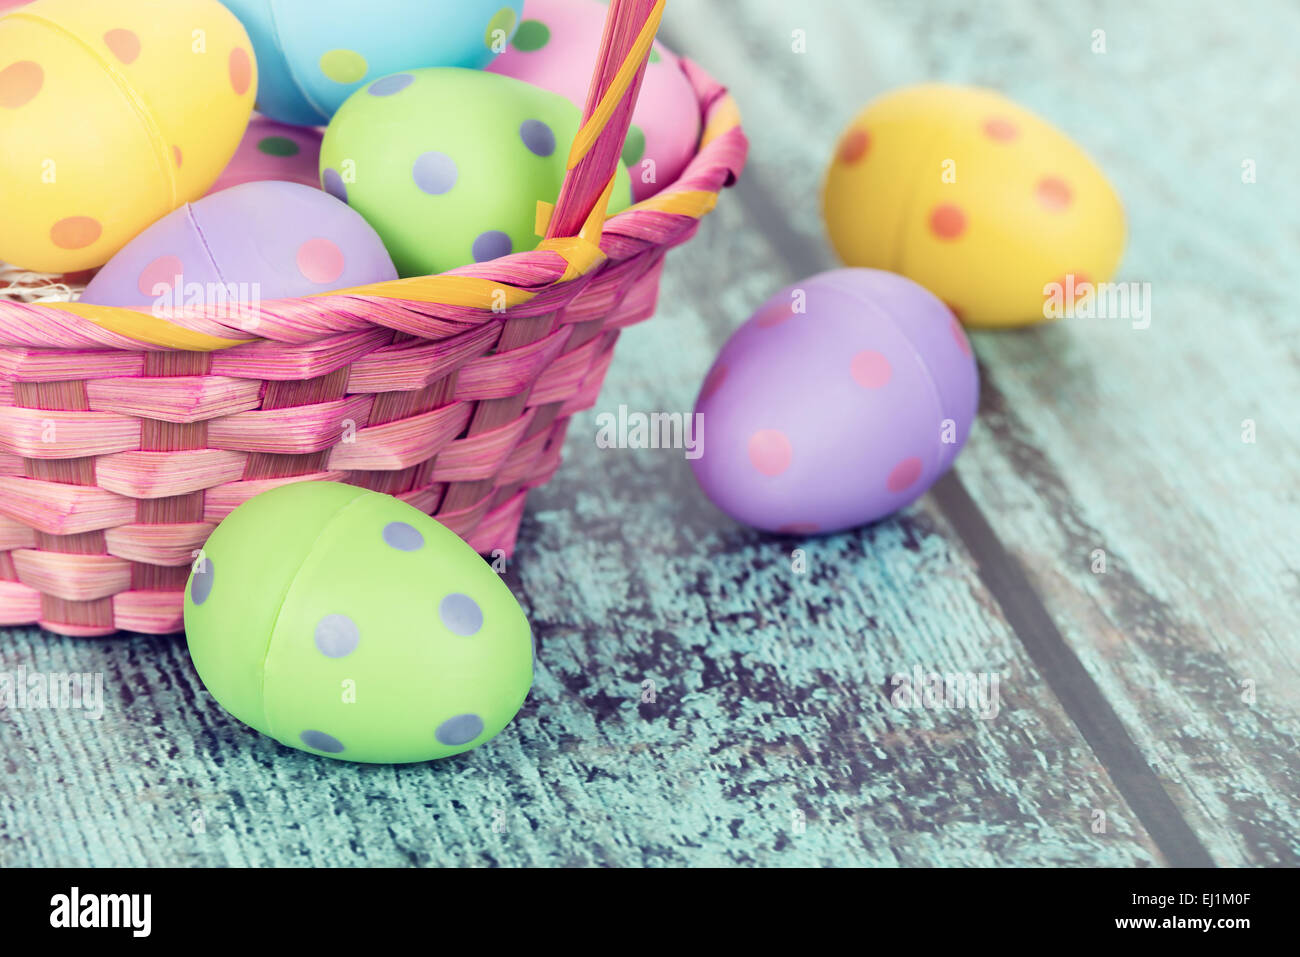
(823, 84, 1126, 329)
(0, 0, 256, 273)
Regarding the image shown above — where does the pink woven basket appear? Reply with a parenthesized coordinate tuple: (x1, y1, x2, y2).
(0, 0, 747, 636)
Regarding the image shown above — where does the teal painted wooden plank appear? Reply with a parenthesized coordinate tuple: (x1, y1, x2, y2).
(7, 0, 1292, 868)
(0, 183, 1168, 866)
(672, 0, 1300, 865)
(0, 193, 1166, 865)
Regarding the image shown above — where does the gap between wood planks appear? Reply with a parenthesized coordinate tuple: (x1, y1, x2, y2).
(659, 25, 1216, 867)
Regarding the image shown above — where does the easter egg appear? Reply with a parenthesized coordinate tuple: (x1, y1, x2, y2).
(488, 0, 700, 201)
(209, 116, 323, 195)
(0, 0, 256, 273)
(689, 268, 979, 535)
(320, 67, 632, 277)
(823, 84, 1126, 328)
(184, 481, 534, 764)
(80, 181, 396, 308)
(219, 0, 524, 126)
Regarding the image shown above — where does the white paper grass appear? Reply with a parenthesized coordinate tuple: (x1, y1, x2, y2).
(0, 261, 82, 304)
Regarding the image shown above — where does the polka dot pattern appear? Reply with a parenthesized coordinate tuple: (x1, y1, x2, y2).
(322, 168, 347, 203)
(1053, 272, 1091, 307)
(622, 126, 646, 167)
(412, 151, 458, 195)
(983, 117, 1019, 141)
(50, 216, 101, 250)
(103, 28, 140, 65)
(951, 317, 973, 357)
(138, 255, 183, 297)
(439, 593, 483, 637)
(0, 61, 43, 109)
(368, 73, 413, 97)
(748, 430, 793, 477)
(825, 85, 1126, 332)
(839, 128, 870, 164)
(1036, 176, 1073, 211)
(229, 47, 251, 95)
(314, 614, 360, 658)
(850, 350, 892, 389)
(319, 49, 368, 84)
(190, 557, 214, 605)
(436, 713, 484, 747)
(519, 119, 556, 157)
(472, 230, 512, 263)
(694, 269, 979, 536)
(778, 522, 820, 536)
(887, 457, 924, 493)
(485, 8, 518, 49)
(754, 301, 797, 328)
(296, 238, 345, 285)
(299, 730, 344, 754)
(382, 521, 424, 551)
(257, 136, 300, 157)
(512, 19, 551, 52)
(929, 203, 966, 240)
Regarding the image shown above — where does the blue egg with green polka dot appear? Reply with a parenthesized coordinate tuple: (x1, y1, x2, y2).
(219, 0, 525, 126)
(184, 481, 534, 764)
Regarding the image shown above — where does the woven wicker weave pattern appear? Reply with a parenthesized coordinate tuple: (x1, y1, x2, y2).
(0, 0, 747, 637)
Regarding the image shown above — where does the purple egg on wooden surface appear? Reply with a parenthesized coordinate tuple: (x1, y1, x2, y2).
(689, 268, 979, 535)
(80, 181, 397, 309)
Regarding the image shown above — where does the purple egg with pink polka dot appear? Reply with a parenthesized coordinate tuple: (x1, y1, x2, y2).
(80, 181, 397, 308)
(689, 268, 979, 535)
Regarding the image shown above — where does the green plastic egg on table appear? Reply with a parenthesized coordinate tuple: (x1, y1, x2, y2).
(319, 67, 633, 277)
(183, 481, 534, 764)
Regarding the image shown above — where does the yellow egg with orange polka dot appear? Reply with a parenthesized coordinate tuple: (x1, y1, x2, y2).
(823, 84, 1126, 329)
(0, 0, 256, 273)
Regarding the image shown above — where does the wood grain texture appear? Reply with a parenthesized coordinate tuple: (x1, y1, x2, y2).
(1, 0, 1296, 866)
(673, 0, 1300, 865)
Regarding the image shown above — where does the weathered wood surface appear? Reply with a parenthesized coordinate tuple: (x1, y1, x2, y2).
(1, 0, 1297, 867)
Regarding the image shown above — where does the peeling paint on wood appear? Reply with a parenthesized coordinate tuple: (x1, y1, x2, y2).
(1, 0, 1296, 867)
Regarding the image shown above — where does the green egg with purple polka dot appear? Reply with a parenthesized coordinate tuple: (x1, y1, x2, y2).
(320, 67, 633, 277)
(184, 481, 534, 764)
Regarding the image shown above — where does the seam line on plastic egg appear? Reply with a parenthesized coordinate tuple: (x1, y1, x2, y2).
(891, 123, 954, 276)
(818, 270, 954, 479)
(10, 11, 180, 209)
(256, 485, 373, 745)
(863, 287, 964, 476)
(186, 203, 232, 291)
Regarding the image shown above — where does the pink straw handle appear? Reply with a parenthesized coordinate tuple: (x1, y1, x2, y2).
(546, 0, 664, 240)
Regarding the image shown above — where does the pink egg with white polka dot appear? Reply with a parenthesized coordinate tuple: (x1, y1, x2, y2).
(488, 0, 701, 201)
(208, 116, 324, 195)
(80, 181, 396, 309)
(690, 269, 979, 536)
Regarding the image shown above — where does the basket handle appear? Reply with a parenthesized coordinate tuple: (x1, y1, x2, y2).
(544, 0, 665, 242)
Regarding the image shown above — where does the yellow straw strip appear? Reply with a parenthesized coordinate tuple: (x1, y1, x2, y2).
(536, 237, 607, 282)
(44, 302, 251, 351)
(580, 174, 618, 241)
(535, 200, 556, 237)
(538, 173, 615, 280)
(700, 95, 743, 149)
(567, 0, 667, 170)
(628, 189, 719, 218)
(335, 275, 537, 309)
